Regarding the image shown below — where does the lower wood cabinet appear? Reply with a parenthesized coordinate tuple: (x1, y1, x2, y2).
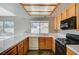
(67, 47, 76, 55)
(17, 37, 29, 55)
(17, 41, 24, 55)
(0, 46, 17, 55)
(52, 38, 55, 53)
(5, 47, 17, 55)
(23, 37, 29, 54)
(46, 37, 52, 49)
(39, 37, 45, 49)
(39, 37, 52, 50)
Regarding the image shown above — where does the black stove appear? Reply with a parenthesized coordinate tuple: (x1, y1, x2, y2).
(55, 33, 79, 55)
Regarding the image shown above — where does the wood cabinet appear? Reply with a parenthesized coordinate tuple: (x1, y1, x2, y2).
(67, 47, 76, 55)
(39, 37, 52, 50)
(17, 41, 24, 55)
(53, 14, 61, 30)
(53, 17, 57, 30)
(76, 3, 79, 31)
(5, 47, 17, 55)
(23, 37, 29, 54)
(61, 9, 67, 20)
(0, 46, 17, 55)
(17, 37, 29, 55)
(52, 38, 55, 53)
(67, 3, 76, 18)
(39, 37, 45, 49)
(56, 14, 61, 30)
(0, 37, 29, 55)
(46, 37, 52, 49)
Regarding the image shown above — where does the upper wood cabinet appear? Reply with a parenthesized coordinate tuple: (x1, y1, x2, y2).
(53, 17, 57, 30)
(66, 3, 76, 18)
(56, 14, 61, 30)
(76, 3, 79, 31)
(61, 9, 67, 20)
(53, 14, 61, 30)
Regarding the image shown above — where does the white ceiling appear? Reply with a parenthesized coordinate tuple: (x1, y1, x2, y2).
(23, 0, 58, 4)
(0, 7, 16, 16)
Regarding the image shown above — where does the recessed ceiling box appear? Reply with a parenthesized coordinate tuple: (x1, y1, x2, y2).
(21, 3, 58, 16)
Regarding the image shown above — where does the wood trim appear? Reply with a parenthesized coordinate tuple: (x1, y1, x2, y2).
(20, 3, 31, 16)
(22, 4, 58, 6)
(50, 3, 60, 15)
(27, 10, 52, 12)
(20, 3, 59, 16)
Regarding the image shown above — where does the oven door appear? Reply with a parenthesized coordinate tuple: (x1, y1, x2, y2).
(55, 40, 66, 55)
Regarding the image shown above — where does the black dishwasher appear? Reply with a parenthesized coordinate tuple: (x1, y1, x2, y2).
(55, 38, 66, 55)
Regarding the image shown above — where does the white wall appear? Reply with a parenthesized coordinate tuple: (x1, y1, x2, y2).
(0, 16, 27, 35)
(0, 3, 77, 35)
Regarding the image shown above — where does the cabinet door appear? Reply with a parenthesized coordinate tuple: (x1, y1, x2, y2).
(6, 47, 17, 55)
(67, 48, 76, 55)
(61, 9, 67, 20)
(17, 41, 24, 55)
(52, 38, 55, 53)
(67, 4, 76, 18)
(46, 37, 52, 49)
(53, 17, 57, 30)
(1, 46, 17, 55)
(39, 37, 45, 49)
(76, 3, 79, 31)
(56, 14, 61, 30)
(23, 39, 28, 54)
(26, 37, 29, 50)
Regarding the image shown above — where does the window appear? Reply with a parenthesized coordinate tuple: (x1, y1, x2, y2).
(40, 22, 49, 33)
(31, 21, 49, 34)
(4, 21, 14, 34)
(0, 21, 3, 34)
(0, 21, 14, 35)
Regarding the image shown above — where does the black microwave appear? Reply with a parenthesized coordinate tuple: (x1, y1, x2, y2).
(61, 16, 76, 30)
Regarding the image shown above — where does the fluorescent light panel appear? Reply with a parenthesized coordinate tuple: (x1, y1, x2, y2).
(24, 6, 56, 11)
(22, 3, 58, 16)
(29, 12, 51, 15)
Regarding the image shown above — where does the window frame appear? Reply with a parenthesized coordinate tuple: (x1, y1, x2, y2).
(31, 21, 49, 34)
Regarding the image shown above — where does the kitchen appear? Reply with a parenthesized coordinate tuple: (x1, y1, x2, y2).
(0, 3, 79, 55)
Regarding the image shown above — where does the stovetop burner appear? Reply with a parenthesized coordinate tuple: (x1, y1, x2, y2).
(56, 38, 66, 46)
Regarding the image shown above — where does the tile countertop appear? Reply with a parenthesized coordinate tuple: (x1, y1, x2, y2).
(67, 45, 79, 55)
(0, 33, 65, 53)
(0, 34, 28, 53)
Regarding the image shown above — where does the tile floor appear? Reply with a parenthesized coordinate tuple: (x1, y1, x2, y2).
(27, 50, 54, 55)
